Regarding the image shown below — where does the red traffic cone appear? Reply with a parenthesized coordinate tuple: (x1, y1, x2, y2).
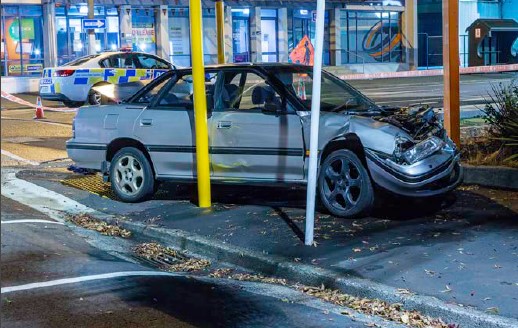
(34, 96, 45, 119)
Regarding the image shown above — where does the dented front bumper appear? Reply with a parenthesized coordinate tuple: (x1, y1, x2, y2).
(365, 150, 463, 197)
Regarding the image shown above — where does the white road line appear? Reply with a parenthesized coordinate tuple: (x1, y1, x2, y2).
(1, 219, 64, 225)
(1, 149, 40, 166)
(1, 271, 178, 294)
(0, 169, 96, 223)
(1, 117, 72, 127)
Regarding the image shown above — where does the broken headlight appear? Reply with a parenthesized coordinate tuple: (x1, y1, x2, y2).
(402, 136, 444, 164)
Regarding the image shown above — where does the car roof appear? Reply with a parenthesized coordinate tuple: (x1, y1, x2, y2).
(61, 51, 171, 68)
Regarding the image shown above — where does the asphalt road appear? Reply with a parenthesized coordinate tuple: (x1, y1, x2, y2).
(348, 72, 517, 108)
(0, 195, 374, 328)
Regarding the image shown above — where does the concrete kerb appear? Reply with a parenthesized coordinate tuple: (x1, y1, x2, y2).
(97, 213, 518, 328)
(463, 165, 518, 190)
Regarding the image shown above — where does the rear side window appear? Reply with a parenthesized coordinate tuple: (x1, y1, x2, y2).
(154, 72, 219, 110)
(136, 54, 170, 69)
(102, 54, 138, 68)
(132, 76, 171, 104)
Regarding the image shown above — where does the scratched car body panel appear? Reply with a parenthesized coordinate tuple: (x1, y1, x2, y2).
(67, 63, 462, 217)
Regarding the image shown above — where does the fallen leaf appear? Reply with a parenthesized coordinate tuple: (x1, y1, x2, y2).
(441, 285, 452, 293)
(486, 307, 499, 314)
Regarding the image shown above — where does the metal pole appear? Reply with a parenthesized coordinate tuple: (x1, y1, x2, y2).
(216, 0, 225, 64)
(305, 0, 326, 246)
(189, 0, 212, 208)
(442, 0, 460, 146)
(87, 0, 96, 55)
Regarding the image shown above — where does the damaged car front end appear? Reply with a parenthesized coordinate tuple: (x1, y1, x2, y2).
(361, 106, 463, 197)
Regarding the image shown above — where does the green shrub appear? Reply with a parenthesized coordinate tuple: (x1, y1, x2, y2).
(481, 81, 518, 162)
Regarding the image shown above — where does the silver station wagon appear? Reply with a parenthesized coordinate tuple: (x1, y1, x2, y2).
(67, 63, 462, 218)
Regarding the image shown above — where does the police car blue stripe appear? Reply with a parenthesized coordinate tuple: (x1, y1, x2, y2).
(126, 70, 136, 77)
(74, 78, 89, 85)
(118, 76, 129, 83)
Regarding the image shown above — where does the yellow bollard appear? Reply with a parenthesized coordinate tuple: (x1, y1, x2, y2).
(216, 0, 225, 64)
(189, 0, 212, 208)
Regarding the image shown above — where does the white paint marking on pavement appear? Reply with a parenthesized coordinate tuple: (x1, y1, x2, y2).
(1, 149, 40, 166)
(1, 271, 178, 294)
(1, 117, 72, 128)
(1, 169, 98, 224)
(1, 219, 64, 225)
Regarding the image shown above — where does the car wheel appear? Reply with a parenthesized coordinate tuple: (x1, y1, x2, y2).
(88, 87, 105, 105)
(63, 101, 84, 108)
(110, 147, 155, 202)
(318, 149, 374, 218)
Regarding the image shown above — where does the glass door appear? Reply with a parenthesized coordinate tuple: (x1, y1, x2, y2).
(260, 9, 278, 62)
(232, 17, 250, 62)
(291, 10, 330, 65)
(56, 5, 119, 65)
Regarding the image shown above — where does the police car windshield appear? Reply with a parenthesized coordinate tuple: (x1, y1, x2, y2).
(65, 55, 101, 66)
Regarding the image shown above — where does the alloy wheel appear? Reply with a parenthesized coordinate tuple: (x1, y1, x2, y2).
(91, 90, 102, 105)
(321, 156, 362, 211)
(113, 155, 145, 196)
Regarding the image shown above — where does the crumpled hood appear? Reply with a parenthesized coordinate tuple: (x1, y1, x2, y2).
(300, 111, 413, 155)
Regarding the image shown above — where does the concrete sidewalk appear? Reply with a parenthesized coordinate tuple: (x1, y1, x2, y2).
(16, 168, 518, 327)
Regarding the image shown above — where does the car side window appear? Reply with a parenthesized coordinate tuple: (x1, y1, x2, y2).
(218, 72, 282, 112)
(118, 54, 136, 68)
(154, 72, 219, 110)
(155, 58, 171, 69)
(136, 54, 169, 69)
(132, 77, 171, 104)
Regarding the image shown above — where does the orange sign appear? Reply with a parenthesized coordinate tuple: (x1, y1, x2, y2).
(289, 35, 314, 66)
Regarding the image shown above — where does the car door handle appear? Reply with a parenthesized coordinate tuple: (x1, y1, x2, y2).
(217, 121, 232, 129)
(140, 119, 153, 126)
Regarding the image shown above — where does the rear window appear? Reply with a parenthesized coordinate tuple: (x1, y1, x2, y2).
(64, 55, 101, 66)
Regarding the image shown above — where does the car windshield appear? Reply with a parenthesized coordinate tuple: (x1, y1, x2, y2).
(64, 54, 101, 66)
(272, 67, 376, 112)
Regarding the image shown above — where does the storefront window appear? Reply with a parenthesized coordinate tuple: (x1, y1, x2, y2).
(56, 5, 119, 66)
(232, 8, 250, 63)
(340, 10, 402, 64)
(132, 8, 156, 54)
(289, 9, 330, 65)
(261, 9, 278, 62)
(1, 5, 44, 77)
(169, 8, 191, 67)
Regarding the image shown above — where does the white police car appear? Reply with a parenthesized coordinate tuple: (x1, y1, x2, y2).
(39, 51, 173, 107)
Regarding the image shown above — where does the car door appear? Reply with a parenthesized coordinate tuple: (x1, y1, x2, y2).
(133, 70, 219, 179)
(209, 69, 305, 181)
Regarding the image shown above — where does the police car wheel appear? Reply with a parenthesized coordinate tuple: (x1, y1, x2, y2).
(110, 147, 155, 203)
(63, 101, 84, 108)
(88, 88, 105, 105)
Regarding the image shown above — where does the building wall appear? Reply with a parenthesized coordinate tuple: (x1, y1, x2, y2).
(1, 0, 420, 82)
(418, 0, 517, 67)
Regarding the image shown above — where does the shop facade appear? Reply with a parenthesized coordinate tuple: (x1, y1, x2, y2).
(2, 0, 418, 79)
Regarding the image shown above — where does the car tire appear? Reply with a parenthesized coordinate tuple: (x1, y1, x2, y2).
(88, 87, 106, 105)
(318, 149, 374, 218)
(110, 147, 155, 202)
(63, 101, 84, 108)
